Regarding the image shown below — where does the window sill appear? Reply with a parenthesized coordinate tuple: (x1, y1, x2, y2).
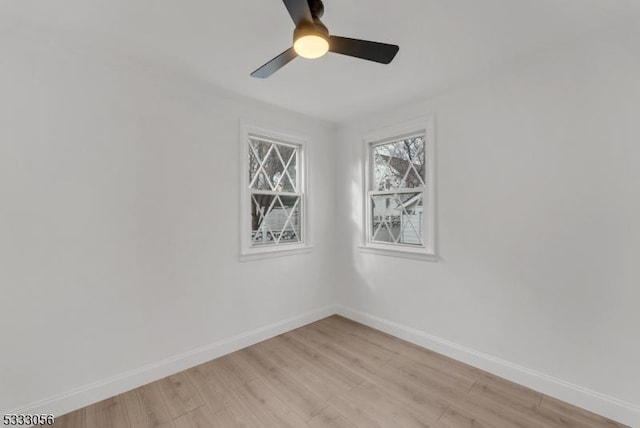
(358, 245, 438, 262)
(240, 245, 313, 262)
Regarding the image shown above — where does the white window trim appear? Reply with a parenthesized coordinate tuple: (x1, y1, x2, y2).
(239, 123, 311, 261)
(361, 115, 437, 262)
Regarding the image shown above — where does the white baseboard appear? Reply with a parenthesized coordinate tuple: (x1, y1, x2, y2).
(336, 305, 640, 428)
(8, 304, 338, 418)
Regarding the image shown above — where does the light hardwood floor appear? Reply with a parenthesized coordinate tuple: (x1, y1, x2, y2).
(53, 316, 627, 428)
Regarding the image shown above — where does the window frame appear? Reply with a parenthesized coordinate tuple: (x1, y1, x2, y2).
(240, 123, 311, 261)
(361, 116, 437, 261)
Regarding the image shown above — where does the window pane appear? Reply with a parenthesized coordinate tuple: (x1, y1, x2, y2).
(373, 136, 425, 190)
(248, 139, 273, 190)
(274, 145, 297, 192)
(278, 195, 301, 243)
(286, 163, 297, 192)
(249, 138, 298, 192)
(251, 194, 301, 246)
(396, 192, 423, 245)
(251, 194, 276, 245)
(371, 194, 398, 243)
(248, 148, 260, 184)
(371, 192, 423, 245)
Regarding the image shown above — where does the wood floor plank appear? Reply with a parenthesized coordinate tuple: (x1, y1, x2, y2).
(156, 373, 203, 419)
(347, 383, 443, 428)
(236, 345, 328, 421)
(208, 353, 257, 389)
(308, 406, 358, 428)
(474, 372, 545, 409)
(287, 323, 334, 348)
(540, 395, 626, 428)
(313, 337, 386, 374)
(172, 406, 216, 428)
(205, 408, 247, 428)
(529, 405, 595, 428)
(268, 332, 367, 398)
(467, 381, 618, 428)
(280, 359, 355, 402)
(320, 317, 487, 386)
(217, 386, 266, 428)
(318, 316, 441, 362)
(273, 333, 365, 388)
(85, 395, 130, 428)
(183, 363, 226, 414)
(121, 385, 174, 428)
(389, 353, 476, 394)
(57, 317, 628, 428)
(448, 390, 554, 428)
(232, 378, 310, 428)
(356, 361, 453, 420)
(328, 390, 403, 428)
(307, 321, 395, 366)
(469, 381, 541, 412)
(52, 408, 86, 428)
(256, 338, 299, 366)
(315, 329, 393, 372)
(438, 406, 494, 428)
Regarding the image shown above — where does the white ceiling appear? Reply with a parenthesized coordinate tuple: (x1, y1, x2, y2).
(2, 0, 640, 122)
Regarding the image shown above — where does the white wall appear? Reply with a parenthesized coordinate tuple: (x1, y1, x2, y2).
(0, 32, 337, 414)
(337, 23, 640, 417)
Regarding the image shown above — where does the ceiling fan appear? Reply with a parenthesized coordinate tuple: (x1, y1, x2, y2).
(251, 0, 400, 78)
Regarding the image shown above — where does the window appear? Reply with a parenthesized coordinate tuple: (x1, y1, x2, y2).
(240, 125, 309, 259)
(363, 116, 436, 261)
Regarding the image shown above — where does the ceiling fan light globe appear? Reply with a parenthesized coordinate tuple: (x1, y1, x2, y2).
(294, 34, 329, 59)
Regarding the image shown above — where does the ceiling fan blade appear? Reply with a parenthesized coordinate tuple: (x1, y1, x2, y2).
(250, 48, 298, 78)
(282, 0, 314, 26)
(329, 36, 399, 64)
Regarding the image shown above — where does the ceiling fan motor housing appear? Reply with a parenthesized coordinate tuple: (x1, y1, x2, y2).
(294, 0, 329, 44)
(294, 21, 329, 45)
